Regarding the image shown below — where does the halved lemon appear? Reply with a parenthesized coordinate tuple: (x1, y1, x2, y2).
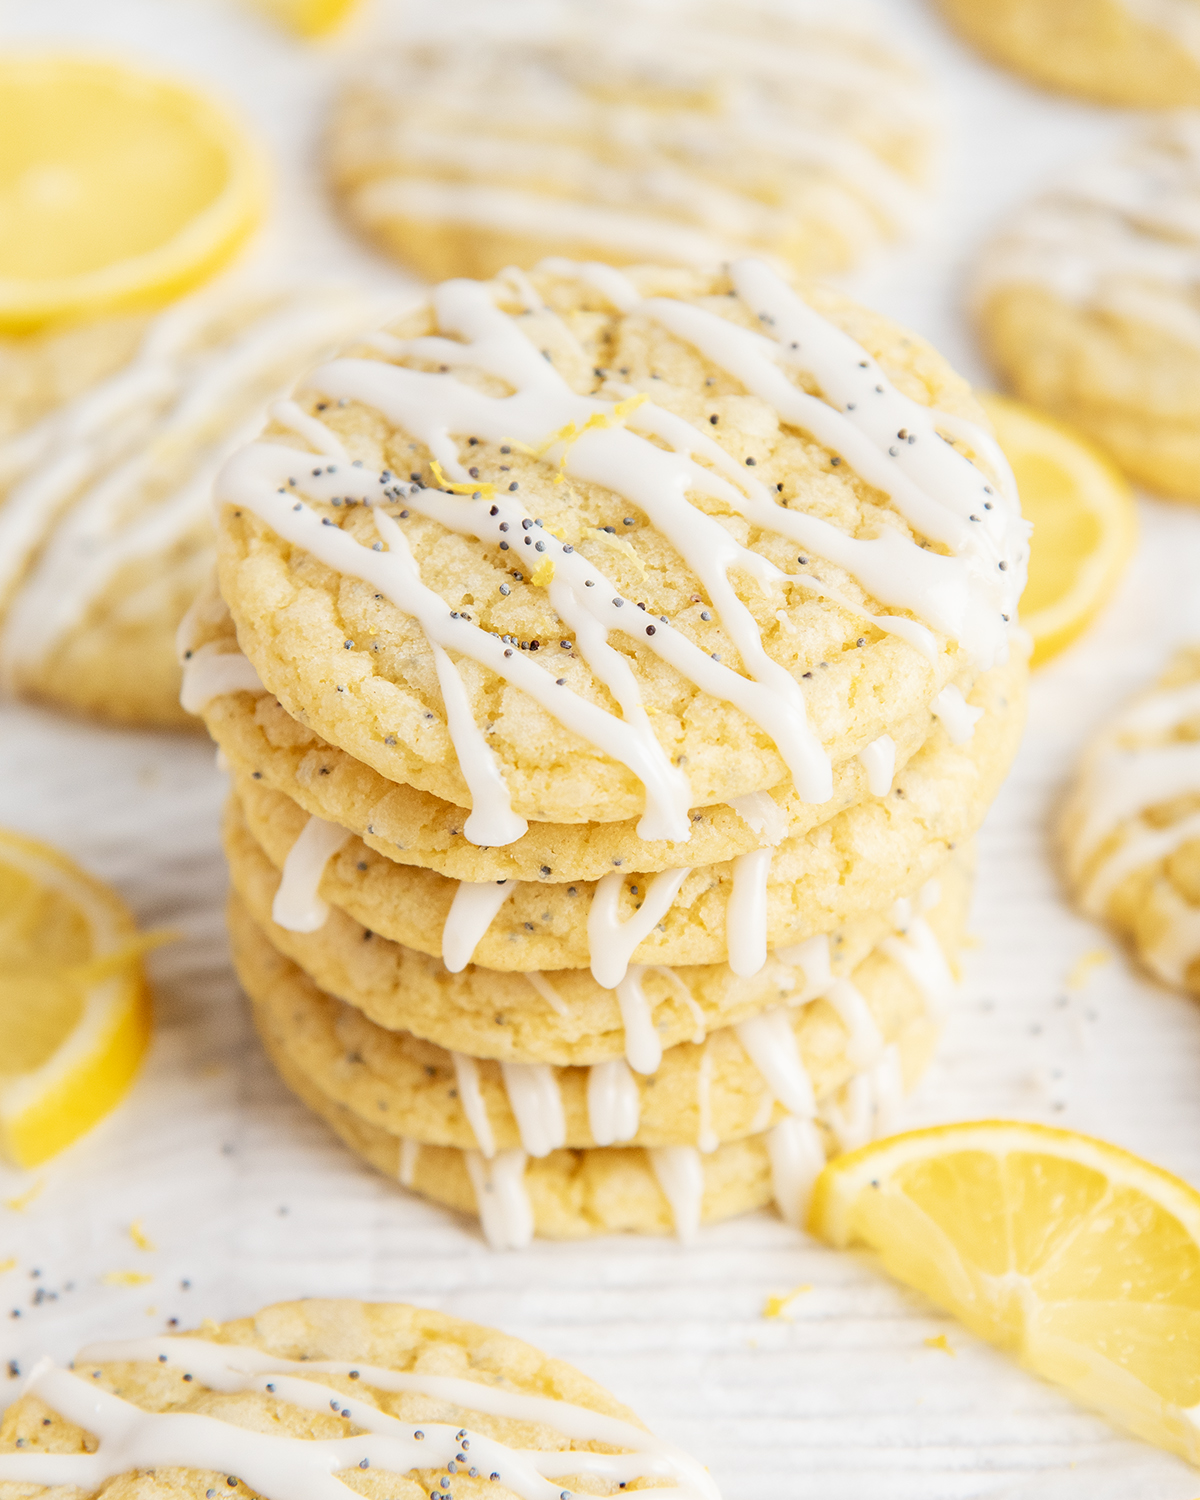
(242, 0, 358, 37)
(810, 1121, 1200, 1466)
(0, 829, 160, 1168)
(0, 56, 265, 332)
(982, 393, 1137, 669)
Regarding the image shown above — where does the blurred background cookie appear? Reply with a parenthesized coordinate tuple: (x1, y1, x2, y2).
(325, 0, 940, 282)
(934, 0, 1200, 106)
(0, 275, 378, 727)
(972, 114, 1200, 502)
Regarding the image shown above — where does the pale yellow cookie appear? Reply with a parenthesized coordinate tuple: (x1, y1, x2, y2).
(232, 851, 967, 1150)
(1062, 645, 1200, 995)
(326, 1, 938, 282)
(200, 653, 944, 882)
(974, 115, 1200, 502)
(225, 655, 1020, 972)
(215, 259, 1027, 831)
(258, 999, 940, 1242)
(935, 0, 1200, 107)
(0, 1299, 712, 1497)
(0, 272, 378, 727)
(225, 798, 972, 1065)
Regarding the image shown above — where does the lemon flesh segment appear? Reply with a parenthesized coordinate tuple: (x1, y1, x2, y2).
(982, 393, 1137, 669)
(0, 57, 265, 332)
(242, 0, 358, 36)
(809, 1121, 1200, 1466)
(0, 829, 155, 1168)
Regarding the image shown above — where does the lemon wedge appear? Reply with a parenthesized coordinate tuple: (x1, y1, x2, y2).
(982, 393, 1137, 668)
(810, 1120, 1200, 1466)
(0, 57, 265, 332)
(0, 829, 161, 1168)
(242, 0, 358, 36)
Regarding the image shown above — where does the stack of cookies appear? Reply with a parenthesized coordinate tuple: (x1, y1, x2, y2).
(187, 258, 1029, 1246)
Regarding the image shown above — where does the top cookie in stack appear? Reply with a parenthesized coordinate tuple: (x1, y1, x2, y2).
(195, 258, 1029, 1245)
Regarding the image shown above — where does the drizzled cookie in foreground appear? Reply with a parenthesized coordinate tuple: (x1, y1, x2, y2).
(194, 256, 1029, 1245)
(0, 1299, 719, 1500)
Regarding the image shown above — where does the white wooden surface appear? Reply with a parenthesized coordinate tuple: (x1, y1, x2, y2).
(3, 2, 1200, 1494)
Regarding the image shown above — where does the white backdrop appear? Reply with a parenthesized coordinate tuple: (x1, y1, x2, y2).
(3, 3, 1200, 1496)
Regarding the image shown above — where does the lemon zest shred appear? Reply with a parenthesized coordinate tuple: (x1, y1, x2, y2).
(762, 1283, 813, 1320)
(5, 1181, 44, 1213)
(1066, 948, 1111, 991)
(0, 1257, 15, 1275)
(924, 1333, 955, 1356)
(584, 528, 646, 577)
(129, 1219, 156, 1252)
(429, 460, 496, 499)
(531, 557, 556, 588)
(507, 392, 649, 481)
(102, 1270, 153, 1287)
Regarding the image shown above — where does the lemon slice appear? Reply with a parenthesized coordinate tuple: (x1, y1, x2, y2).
(0, 57, 265, 332)
(982, 393, 1137, 669)
(0, 829, 160, 1167)
(242, 0, 358, 36)
(810, 1120, 1200, 1465)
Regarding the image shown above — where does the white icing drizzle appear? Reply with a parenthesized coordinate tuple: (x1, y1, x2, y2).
(766, 1115, 826, 1227)
(1066, 667, 1200, 983)
(397, 1137, 420, 1188)
(974, 113, 1200, 349)
(773, 931, 833, 1001)
(881, 916, 956, 1020)
(499, 1062, 567, 1157)
(930, 683, 983, 745)
(649, 964, 707, 1042)
(869, 1044, 905, 1137)
(725, 788, 789, 978)
(695, 1040, 718, 1153)
(338, 6, 934, 275)
(215, 258, 1018, 857)
(733, 1008, 816, 1117)
(857, 733, 896, 796)
(179, 647, 265, 714)
(442, 879, 514, 972)
(823, 1071, 874, 1153)
(749, 1088, 776, 1134)
(0, 280, 378, 679)
(822, 978, 885, 1069)
(451, 1052, 495, 1157)
(524, 970, 569, 1016)
(725, 846, 774, 979)
(270, 816, 351, 934)
(586, 1057, 641, 1146)
(465, 1147, 534, 1251)
(648, 1144, 705, 1242)
(2, 1337, 717, 1500)
(587, 866, 691, 989)
(614, 965, 664, 1075)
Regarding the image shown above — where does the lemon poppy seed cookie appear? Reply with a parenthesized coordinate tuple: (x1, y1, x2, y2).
(974, 114, 1200, 502)
(232, 848, 969, 1154)
(0, 272, 380, 727)
(215, 260, 1027, 833)
(934, 0, 1200, 107)
(1062, 647, 1200, 995)
(224, 800, 965, 1066)
(0, 1300, 719, 1497)
(326, 0, 939, 284)
(226, 655, 1019, 974)
(258, 989, 940, 1244)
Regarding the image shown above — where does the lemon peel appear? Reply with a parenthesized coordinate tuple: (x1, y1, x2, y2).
(102, 1270, 153, 1287)
(811, 1120, 1200, 1466)
(0, 57, 265, 332)
(429, 460, 495, 499)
